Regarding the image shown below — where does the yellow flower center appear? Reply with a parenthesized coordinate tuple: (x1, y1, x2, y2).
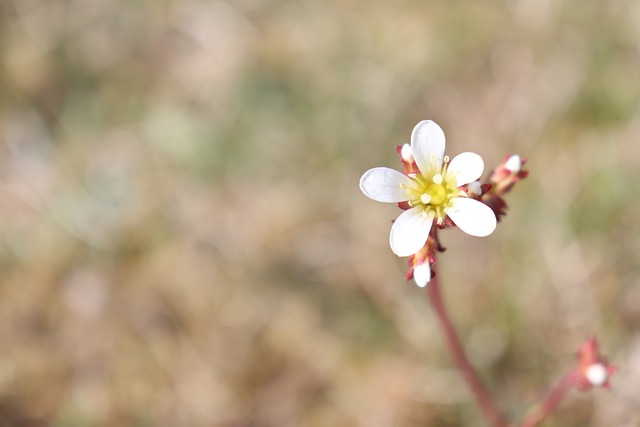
(405, 163, 464, 223)
(425, 183, 447, 205)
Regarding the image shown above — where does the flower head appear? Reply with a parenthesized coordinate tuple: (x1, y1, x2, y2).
(359, 120, 497, 257)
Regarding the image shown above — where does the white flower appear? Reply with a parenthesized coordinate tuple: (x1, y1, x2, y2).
(359, 120, 497, 257)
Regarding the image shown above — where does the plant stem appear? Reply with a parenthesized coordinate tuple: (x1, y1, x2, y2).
(519, 369, 577, 427)
(427, 274, 508, 427)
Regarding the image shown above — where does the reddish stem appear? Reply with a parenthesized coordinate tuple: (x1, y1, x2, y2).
(427, 274, 508, 427)
(519, 369, 578, 427)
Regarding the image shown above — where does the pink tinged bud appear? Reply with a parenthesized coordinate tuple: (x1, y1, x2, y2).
(504, 154, 522, 173)
(413, 262, 431, 287)
(396, 144, 418, 175)
(406, 243, 434, 285)
(400, 144, 414, 163)
(488, 154, 528, 196)
(467, 180, 482, 196)
(575, 337, 616, 391)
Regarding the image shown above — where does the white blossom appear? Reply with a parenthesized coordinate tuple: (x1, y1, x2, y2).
(360, 120, 497, 257)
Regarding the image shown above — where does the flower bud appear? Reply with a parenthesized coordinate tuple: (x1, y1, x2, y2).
(504, 154, 522, 173)
(489, 154, 528, 196)
(574, 337, 616, 391)
(413, 262, 431, 288)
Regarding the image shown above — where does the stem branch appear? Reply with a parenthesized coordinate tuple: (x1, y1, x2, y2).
(519, 369, 577, 427)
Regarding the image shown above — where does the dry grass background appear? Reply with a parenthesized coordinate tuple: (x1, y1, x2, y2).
(1, 0, 640, 426)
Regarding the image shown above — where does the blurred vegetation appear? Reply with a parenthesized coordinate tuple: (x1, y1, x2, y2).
(1, 0, 640, 426)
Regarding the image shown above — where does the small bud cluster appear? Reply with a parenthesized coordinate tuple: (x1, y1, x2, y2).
(483, 154, 529, 222)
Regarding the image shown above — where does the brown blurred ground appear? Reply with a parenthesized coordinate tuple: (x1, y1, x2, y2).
(1, 1, 640, 426)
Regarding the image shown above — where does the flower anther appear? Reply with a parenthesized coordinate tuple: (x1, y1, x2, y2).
(359, 120, 497, 257)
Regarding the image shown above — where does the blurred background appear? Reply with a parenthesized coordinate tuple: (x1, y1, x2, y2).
(1, 0, 639, 426)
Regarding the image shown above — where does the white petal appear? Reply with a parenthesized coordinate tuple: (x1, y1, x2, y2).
(410, 120, 445, 175)
(413, 262, 431, 288)
(445, 198, 496, 237)
(360, 167, 415, 202)
(447, 152, 484, 187)
(389, 206, 434, 257)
